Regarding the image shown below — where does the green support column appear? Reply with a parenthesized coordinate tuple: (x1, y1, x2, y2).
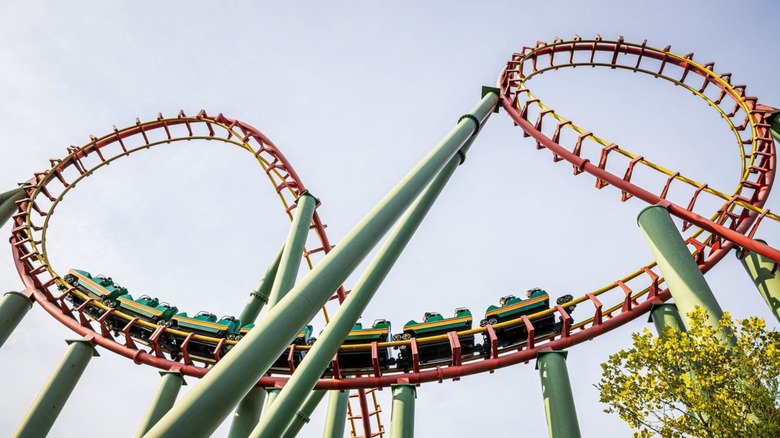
(144, 92, 498, 438)
(282, 390, 327, 438)
(229, 388, 267, 438)
(0, 186, 25, 229)
(648, 303, 686, 336)
(239, 243, 285, 324)
(136, 371, 187, 437)
(322, 391, 349, 438)
(0, 290, 33, 348)
(251, 114, 481, 437)
(267, 193, 318, 309)
(637, 205, 727, 335)
(266, 388, 281, 408)
(229, 244, 284, 438)
(229, 195, 315, 437)
(537, 351, 581, 438)
(738, 239, 780, 324)
(15, 338, 99, 437)
(390, 384, 416, 438)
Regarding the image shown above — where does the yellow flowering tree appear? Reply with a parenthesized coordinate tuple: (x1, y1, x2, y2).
(598, 308, 780, 437)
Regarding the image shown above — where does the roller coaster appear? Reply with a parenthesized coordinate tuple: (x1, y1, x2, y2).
(59, 267, 576, 370)
(1, 36, 779, 437)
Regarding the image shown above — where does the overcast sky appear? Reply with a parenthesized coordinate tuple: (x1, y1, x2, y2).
(1, 2, 779, 437)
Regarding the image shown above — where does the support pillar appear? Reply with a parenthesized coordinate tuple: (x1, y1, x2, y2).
(390, 384, 416, 438)
(0, 290, 34, 348)
(648, 303, 686, 336)
(282, 390, 327, 438)
(230, 195, 316, 437)
(250, 117, 483, 437)
(536, 351, 581, 438)
(15, 338, 99, 437)
(267, 193, 318, 309)
(637, 205, 727, 335)
(265, 388, 281, 408)
(0, 186, 25, 229)
(322, 391, 349, 438)
(136, 371, 187, 437)
(229, 244, 284, 438)
(239, 243, 285, 325)
(228, 387, 267, 438)
(144, 92, 498, 438)
(738, 239, 780, 324)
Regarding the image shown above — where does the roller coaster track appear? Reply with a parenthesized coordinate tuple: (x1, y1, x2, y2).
(7, 36, 780, 435)
(6, 111, 382, 437)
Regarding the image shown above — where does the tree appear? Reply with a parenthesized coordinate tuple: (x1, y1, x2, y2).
(597, 308, 780, 437)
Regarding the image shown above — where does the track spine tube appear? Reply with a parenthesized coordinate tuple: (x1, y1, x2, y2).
(536, 351, 581, 438)
(239, 243, 285, 324)
(0, 290, 33, 349)
(322, 390, 349, 438)
(390, 384, 416, 438)
(281, 390, 327, 438)
(143, 92, 497, 438)
(637, 205, 731, 342)
(15, 338, 99, 437)
(738, 239, 780, 324)
(136, 371, 187, 437)
(649, 303, 686, 335)
(250, 118, 482, 438)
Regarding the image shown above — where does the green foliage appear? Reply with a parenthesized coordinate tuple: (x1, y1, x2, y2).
(597, 308, 780, 437)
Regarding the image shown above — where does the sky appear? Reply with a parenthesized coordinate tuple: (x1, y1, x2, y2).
(1, 1, 779, 437)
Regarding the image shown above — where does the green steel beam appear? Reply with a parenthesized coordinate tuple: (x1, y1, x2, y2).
(239, 243, 285, 324)
(390, 384, 416, 438)
(648, 303, 686, 336)
(536, 351, 581, 438)
(251, 122, 478, 437)
(230, 195, 315, 437)
(738, 239, 780, 325)
(267, 193, 318, 309)
(266, 388, 281, 408)
(0, 186, 25, 229)
(228, 388, 267, 438)
(321, 391, 349, 438)
(136, 371, 187, 437)
(0, 290, 33, 349)
(281, 390, 327, 438)
(15, 339, 99, 437)
(229, 243, 285, 438)
(637, 205, 728, 339)
(144, 92, 498, 438)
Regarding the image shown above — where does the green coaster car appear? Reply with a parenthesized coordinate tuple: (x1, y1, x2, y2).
(62, 269, 182, 345)
(479, 288, 575, 350)
(165, 312, 244, 361)
(62, 268, 129, 316)
(116, 295, 178, 324)
(337, 319, 392, 369)
(171, 311, 241, 337)
(102, 294, 179, 342)
(395, 308, 475, 365)
(481, 288, 550, 326)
